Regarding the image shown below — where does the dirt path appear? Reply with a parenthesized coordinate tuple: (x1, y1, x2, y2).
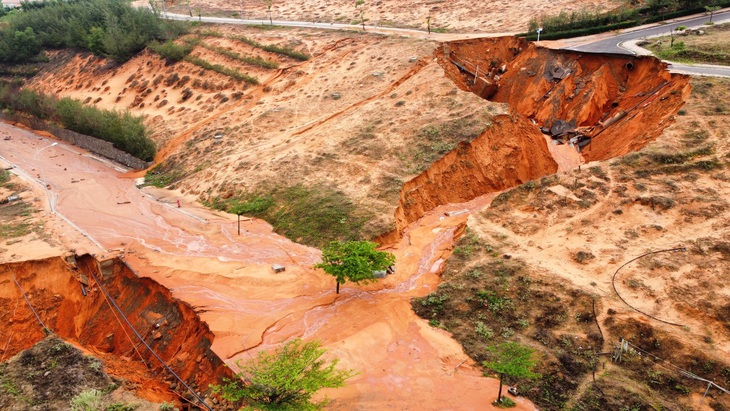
(0, 123, 537, 410)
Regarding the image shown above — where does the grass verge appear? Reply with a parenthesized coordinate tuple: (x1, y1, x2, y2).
(184, 55, 259, 85)
(204, 184, 369, 248)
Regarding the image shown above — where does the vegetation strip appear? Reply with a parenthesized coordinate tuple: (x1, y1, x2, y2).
(199, 29, 310, 61)
(0, 83, 155, 161)
(184, 55, 259, 84)
(199, 42, 279, 69)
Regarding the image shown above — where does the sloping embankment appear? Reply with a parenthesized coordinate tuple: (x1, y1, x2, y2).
(389, 36, 690, 232)
(0, 255, 232, 404)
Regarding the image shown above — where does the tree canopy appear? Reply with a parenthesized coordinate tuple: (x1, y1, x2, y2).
(213, 339, 355, 411)
(315, 240, 395, 293)
(483, 342, 541, 403)
(0, 0, 187, 63)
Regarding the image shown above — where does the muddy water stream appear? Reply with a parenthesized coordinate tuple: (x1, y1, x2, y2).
(0, 122, 537, 410)
(0, 36, 690, 410)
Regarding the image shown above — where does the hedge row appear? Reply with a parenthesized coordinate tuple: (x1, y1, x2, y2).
(522, 1, 730, 41)
(0, 83, 155, 161)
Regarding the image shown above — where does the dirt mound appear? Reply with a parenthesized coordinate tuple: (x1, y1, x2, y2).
(387, 36, 690, 233)
(0, 336, 159, 411)
(394, 114, 558, 230)
(0, 255, 233, 407)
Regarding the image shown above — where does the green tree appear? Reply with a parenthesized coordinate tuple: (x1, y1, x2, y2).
(86, 26, 106, 55)
(213, 339, 355, 410)
(355, 0, 366, 30)
(705, 5, 720, 23)
(265, 0, 273, 24)
(8, 27, 42, 62)
(315, 240, 395, 294)
(483, 342, 541, 404)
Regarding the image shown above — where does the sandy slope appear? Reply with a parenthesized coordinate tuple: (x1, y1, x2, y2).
(171, 0, 617, 33)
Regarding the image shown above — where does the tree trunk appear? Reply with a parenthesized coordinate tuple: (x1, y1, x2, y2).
(336, 281, 340, 294)
(497, 373, 504, 403)
(237, 214, 241, 235)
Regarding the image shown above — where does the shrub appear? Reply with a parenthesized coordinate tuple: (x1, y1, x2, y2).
(0, 84, 155, 161)
(148, 40, 194, 63)
(70, 389, 103, 411)
(212, 339, 354, 410)
(159, 403, 178, 411)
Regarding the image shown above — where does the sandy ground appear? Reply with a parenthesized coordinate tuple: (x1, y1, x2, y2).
(0, 122, 537, 409)
(170, 0, 616, 33)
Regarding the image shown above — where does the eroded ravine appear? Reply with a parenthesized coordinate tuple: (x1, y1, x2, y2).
(392, 36, 690, 230)
(0, 36, 692, 410)
(0, 255, 232, 406)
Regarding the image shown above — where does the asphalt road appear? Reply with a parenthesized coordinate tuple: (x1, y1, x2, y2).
(164, 12, 434, 37)
(565, 9, 730, 77)
(165, 9, 730, 77)
(566, 9, 730, 54)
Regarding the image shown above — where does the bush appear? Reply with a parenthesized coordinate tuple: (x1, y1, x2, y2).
(148, 40, 195, 63)
(0, 84, 155, 161)
(212, 339, 354, 411)
(0, 0, 188, 63)
(159, 403, 178, 411)
(70, 389, 103, 411)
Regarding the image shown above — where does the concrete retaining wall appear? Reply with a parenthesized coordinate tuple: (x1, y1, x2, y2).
(0, 113, 149, 170)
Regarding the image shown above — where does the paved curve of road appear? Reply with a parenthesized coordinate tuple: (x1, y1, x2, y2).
(566, 9, 730, 77)
(165, 9, 730, 77)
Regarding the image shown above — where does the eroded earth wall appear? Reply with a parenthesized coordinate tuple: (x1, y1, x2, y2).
(394, 114, 558, 229)
(391, 37, 691, 233)
(0, 255, 232, 398)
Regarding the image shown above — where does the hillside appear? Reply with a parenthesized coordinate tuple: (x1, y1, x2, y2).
(2, 7, 729, 411)
(165, 0, 616, 33)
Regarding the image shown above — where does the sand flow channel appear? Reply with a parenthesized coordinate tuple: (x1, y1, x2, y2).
(0, 121, 538, 409)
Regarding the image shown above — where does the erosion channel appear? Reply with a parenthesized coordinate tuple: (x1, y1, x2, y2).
(393, 37, 689, 231)
(0, 36, 691, 410)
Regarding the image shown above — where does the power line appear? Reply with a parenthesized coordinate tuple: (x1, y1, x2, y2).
(86, 266, 213, 411)
(611, 247, 687, 327)
(615, 337, 730, 406)
(12, 274, 52, 335)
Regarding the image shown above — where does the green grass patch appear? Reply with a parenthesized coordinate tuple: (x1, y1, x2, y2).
(229, 35, 310, 61)
(645, 23, 730, 66)
(495, 397, 516, 408)
(143, 163, 185, 188)
(184, 55, 259, 84)
(0, 222, 32, 239)
(0, 170, 9, 186)
(405, 115, 490, 174)
(199, 42, 279, 69)
(205, 184, 369, 248)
